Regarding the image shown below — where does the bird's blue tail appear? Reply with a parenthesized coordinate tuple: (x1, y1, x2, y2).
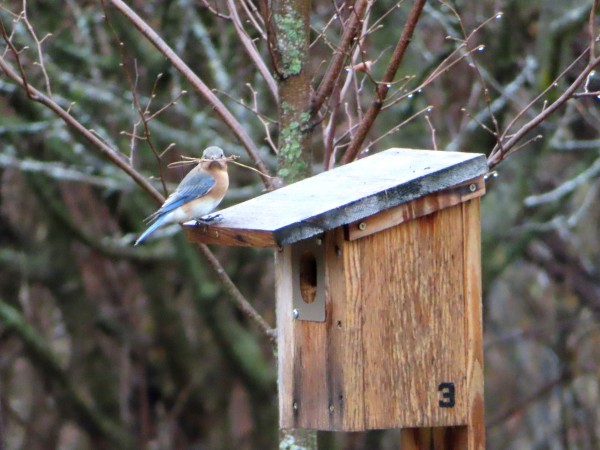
(134, 214, 168, 246)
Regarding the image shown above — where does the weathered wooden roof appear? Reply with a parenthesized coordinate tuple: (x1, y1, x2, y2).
(184, 148, 488, 247)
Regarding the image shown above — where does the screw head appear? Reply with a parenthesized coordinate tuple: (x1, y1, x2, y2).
(292, 309, 299, 319)
(358, 222, 367, 231)
(469, 183, 477, 192)
(293, 402, 299, 411)
(329, 404, 335, 414)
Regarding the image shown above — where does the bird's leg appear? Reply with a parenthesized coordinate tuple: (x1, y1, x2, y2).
(203, 213, 222, 222)
(194, 214, 223, 226)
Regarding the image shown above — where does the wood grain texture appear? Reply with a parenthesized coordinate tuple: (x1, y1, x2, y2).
(326, 227, 365, 430)
(399, 199, 484, 449)
(275, 246, 295, 424)
(358, 204, 467, 429)
(184, 149, 488, 247)
(184, 224, 277, 247)
(462, 199, 485, 450)
(277, 236, 338, 429)
(279, 229, 366, 430)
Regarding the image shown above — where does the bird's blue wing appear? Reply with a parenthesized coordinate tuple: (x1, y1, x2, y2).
(148, 170, 216, 221)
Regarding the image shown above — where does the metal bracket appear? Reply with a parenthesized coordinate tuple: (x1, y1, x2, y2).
(291, 236, 326, 322)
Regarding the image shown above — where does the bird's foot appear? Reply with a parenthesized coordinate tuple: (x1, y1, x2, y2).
(194, 214, 222, 226)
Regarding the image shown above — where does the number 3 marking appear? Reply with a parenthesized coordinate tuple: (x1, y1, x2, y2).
(438, 382, 455, 408)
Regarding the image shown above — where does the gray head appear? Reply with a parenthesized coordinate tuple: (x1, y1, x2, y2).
(202, 146, 225, 160)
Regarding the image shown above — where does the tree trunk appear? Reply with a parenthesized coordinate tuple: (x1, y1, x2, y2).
(268, 0, 317, 447)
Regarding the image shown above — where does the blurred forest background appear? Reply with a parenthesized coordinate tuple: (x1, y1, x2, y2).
(1, 0, 600, 449)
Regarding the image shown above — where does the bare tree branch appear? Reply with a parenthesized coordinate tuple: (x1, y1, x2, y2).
(588, 0, 599, 62)
(226, 0, 278, 102)
(488, 1, 600, 167)
(488, 54, 600, 168)
(310, 0, 370, 116)
(196, 243, 276, 348)
(0, 54, 164, 204)
(106, 0, 275, 190)
(342, 0, 427, 164)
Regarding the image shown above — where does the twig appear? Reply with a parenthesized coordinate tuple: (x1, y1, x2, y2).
(146, 90, 187, 122)
(115, 53, 170, 195)
(213, 87, 276, 124)
(424, 113, 437, 150)
(365, 1, 404, 35)
(169, 154, 275, 180)
(0, 53, 163, 204)
(447, 56, 537, 151)
(246, 83, 278, 153)
(380, 42, 486, 112)
(226, 0, 278, 102)
(198, 0, 230, 20)
(488, 1, 600, 167)
(460, 106, 496, 136)
(488, 53, 600, 167)
(107, 0, 274, 190)
(196, 244, 277, 347)
(309, 10, 338, 48)
(323, 5, 373, 169)
(342, 0, 427, 164)
(311, 0, 370, 115)
(322, 81, 342, 169)
(441, 3, 503, 141)
(573, 90, 600, 97)
(240, 0, 266, 40)
(499, 51, 589, 146)
(21, 0, 53, 96)
(589, 0, 599, 62)
(159, 142, 177, 158)
(0, 20, 32, 98)
(365, 104, 432, 149)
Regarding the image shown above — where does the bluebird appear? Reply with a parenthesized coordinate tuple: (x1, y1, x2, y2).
(135, 146, 229, 246)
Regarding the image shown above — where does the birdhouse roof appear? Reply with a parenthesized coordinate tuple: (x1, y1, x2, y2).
(184, 148, 488, 247)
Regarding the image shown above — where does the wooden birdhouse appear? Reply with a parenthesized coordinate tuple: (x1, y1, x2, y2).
(185, 148, 488, 449)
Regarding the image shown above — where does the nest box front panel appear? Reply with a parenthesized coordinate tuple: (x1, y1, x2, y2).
(277, 200, 482, 432)
(354, 202, 468, 430)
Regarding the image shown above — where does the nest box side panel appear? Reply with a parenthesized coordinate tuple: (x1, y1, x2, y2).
(277, 229, 367, 431)
(325, 227, 367, 430)
(462, 198, 485, 449)
(277, 243, 334, 429)
(352, 202, 469, 429)
(276, 247, 296, 428)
